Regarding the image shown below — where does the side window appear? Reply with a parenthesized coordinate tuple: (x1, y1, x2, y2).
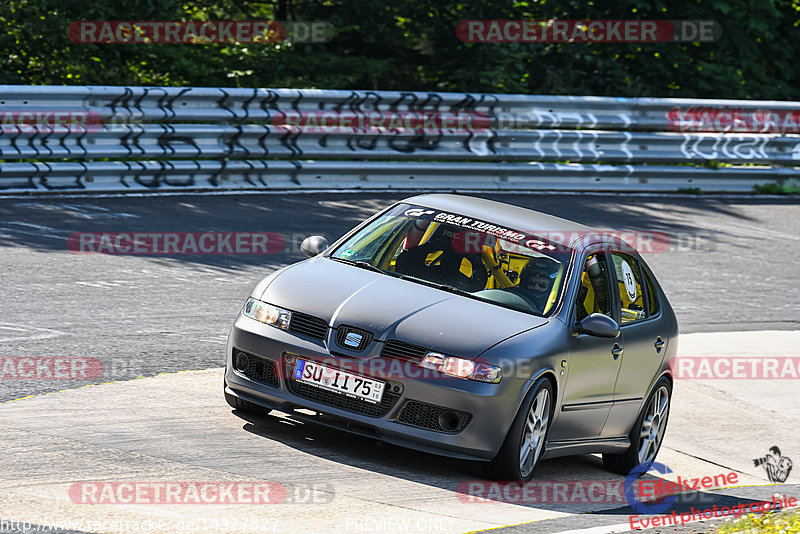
(611, 253, 646, 324)
(643, 268, 660, 317)
(575, 253, 612, 321)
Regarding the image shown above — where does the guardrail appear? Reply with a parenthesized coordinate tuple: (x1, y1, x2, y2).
(1, 85, 798, 193)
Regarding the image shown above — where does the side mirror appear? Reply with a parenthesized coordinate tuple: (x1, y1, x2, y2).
(300, 235, 328, 258)
(575, 313, 620, 338)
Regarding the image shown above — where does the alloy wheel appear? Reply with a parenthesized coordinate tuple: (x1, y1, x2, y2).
(638, 385, 669, 464)
(519, 388, 550, 478)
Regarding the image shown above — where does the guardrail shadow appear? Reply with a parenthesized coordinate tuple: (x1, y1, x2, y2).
(0, 191, 789, 271)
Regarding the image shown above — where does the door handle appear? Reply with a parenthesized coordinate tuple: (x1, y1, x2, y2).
(612, 344, 623, 359)
(655, 337, 665, 352)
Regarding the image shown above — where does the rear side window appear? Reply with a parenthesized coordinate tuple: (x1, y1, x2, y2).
(643, 268, 660, 317)
(611, 253, 646, 324)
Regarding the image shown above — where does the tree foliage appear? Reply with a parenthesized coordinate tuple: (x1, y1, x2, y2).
(1, 0, 799, 98)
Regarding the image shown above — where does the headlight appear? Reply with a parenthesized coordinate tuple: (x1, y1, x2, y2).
(242, 298, 292, 329)
(420, 351, 502, 383)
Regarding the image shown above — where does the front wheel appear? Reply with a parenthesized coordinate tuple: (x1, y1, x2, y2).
(482, 377, 553, 481)
(603, 377, 672, 475)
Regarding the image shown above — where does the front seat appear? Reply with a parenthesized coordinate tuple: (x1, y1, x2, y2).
(395, 227, 488, 291)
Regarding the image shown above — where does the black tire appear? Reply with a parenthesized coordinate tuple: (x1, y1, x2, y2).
(603, 376, 672, 475)
(224, 379, 267, 414)
(482, 376, 554, 481)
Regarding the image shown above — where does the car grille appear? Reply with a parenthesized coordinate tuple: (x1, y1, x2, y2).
(234, 349, 280, 388)
(380, 340, 429, 365)
(286, 374, 400, 418)
(335, 326, 373, 351)
(397, 400, 472, 433)
(288, 311, 329, 340)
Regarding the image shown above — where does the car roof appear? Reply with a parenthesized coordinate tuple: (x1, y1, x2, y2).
(401, 193, 590, 234)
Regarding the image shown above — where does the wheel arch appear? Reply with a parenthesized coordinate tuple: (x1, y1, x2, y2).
(518, 368, 559, 422)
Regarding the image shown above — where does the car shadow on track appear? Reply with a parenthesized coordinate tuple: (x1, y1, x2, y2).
(231, 406, 647, 514)
(230, 407, 796, 518)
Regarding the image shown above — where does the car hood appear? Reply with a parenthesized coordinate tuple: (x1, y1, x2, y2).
(259, 256, 547, 358)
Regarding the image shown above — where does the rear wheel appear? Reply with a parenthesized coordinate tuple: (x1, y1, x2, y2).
(482, 377, 553, 481)
(603, 377, 671, 475)
(224, 379, 267, 414)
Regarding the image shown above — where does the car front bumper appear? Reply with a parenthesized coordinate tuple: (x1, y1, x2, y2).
(224, 315, 529, 461)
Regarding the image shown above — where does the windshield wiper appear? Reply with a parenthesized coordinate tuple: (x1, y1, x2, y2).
(329, 257, 395, 276)
(397, 274, 476, 299)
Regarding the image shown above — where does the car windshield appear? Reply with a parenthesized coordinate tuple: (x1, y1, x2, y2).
(329, 203, 574, 317)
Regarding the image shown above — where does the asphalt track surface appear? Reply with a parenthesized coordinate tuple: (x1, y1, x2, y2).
(1, 192, 799, 402)
(1, 192, 799, 533)
(0, 361, 797, 533)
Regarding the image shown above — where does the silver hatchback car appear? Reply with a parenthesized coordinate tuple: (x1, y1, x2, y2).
(224, 194, 678, 480)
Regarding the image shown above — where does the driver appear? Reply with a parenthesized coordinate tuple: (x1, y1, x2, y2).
(512, 261, 557, 311)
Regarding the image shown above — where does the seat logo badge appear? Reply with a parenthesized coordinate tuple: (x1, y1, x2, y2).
(344, 332, 363, 347)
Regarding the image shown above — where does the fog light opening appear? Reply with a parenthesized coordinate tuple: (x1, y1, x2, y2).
(438, 411, 461, 432)
(234, 351, 250, 373)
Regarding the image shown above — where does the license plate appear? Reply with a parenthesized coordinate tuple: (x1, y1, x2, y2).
(292, 360, 385, 404)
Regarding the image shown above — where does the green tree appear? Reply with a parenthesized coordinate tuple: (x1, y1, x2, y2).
(1, 0, 799, 99)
